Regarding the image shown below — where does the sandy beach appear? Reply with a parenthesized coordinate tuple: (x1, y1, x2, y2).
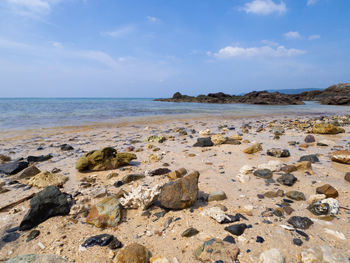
(0, 113, 349, 263)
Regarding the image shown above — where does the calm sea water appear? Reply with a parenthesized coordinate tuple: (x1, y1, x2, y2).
(0, 98, 349, 131)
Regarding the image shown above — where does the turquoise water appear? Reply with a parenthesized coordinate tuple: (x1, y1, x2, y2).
(0, 98, 349, 131)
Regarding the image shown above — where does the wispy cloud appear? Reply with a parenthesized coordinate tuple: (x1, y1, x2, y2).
(147, 16, 160, 23)
(241, 0, 286, 15)
(209, 45, 306, 59)
(307, 0, 319, 6)
(5, 0, 61, 18)
(101, 25, 135, 38)
(284, 31, 301, 39)
(308, 34, 320, 40)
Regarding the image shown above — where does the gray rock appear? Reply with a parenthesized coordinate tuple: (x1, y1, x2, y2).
(299, 154, 319, 163)
(181, 227, 199, 237)
(193, 137, 214, 147)
(287, 216, 313, 230)
(253, 169, 273, 179)
(15, 165, 41, 179)
(122, 174, 145, 184)
(208, 191, 227, 202)
(277, 173, 297, 186)
(286, 191, 306, 201)
(267, 148, 290, 158)
(0, 160, 29, 175)
(259, 248, 285, 263)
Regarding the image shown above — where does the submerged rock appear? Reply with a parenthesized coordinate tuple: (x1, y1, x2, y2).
(76, 147, 136, 171)
(19, 186, 72, 231)
(114, 243, 151, 263)
(194, 238, 239, 262)
(159, 171, 199, 210)
(86, 196, 123, 228)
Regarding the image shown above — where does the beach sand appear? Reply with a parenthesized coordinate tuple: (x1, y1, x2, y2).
(0, 114, 349, 263)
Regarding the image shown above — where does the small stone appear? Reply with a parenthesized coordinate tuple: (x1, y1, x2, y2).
(256, 236, 265, 243)
(60, 144, 74, 151)
(223, 236, 235, 244)
(281, 165, 297, 173)
(114, 243, 151, 263)
(243, 143, 262, 154)
(211, 134, 227, 145)
(259, 248, 285, 263)
(316, 184, 338, 198)
(295, 161, 312, 171)
(304, 135, 315, 143)
(224, 224, 247, 236)
(82, 234, 121, 249)
(15, 165, 41, 179)
(114, 181, 124, 187)
(193, 137, 214, 147)
(286, 191, 306, 201)
(208, 191, 227, 202)
(122, 174, 145, 184)
(150, 168, 171, 176)
(167, 168, 187, 180)
(293, 238, 303, 246)
(253, 169, 273, 179)
(264, 191, 277, 198)
(195, 238, 239, 262)
(287, 216, 313, 230)
(330, 150, 350, 164)
(181, 227, 199, 237)
(277, 173, 297, 186)
(2, 232, 20, 243)
(26, 230, 40, 242)
(300, 246, 348, 263)
(267, 148, 290, 158)
(299, 154, 319, 163)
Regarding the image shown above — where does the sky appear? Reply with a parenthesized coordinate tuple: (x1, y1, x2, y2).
(0, 0, 349, 97)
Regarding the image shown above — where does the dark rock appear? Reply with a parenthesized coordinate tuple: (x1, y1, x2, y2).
(19, 186, 72, 231)
(114, 181, 124, 187)
(26, 230, 40, 242)
(223, 235, 235, 244)
(82, 234, 120, 248)
(2, 232, 20, 243)
(293, 238, 303, 246)
(15, 165, 41, 179)
(267, 148, 290, 158)
(296, 230, 310, 241)
(286, 191, 306, 201)
(150, 168, 171, 176)
(122, 174, 145, 184)
(277, 173, 297, 186)
(256, 236, 265, 243)
(224, 223, 247, 236)
(181, 227, 199, 237)
(60, 144, 74, 151)
(304, 135, 315, 143)
(299, 154, 319, 163)
(307, 202, 330, 216)
(287, 216, 313, 230)
(0, 160, 29, 175)
(253, 169, 273, 179)
(193, 137, 214, 147)
(27, 154, 53, 163)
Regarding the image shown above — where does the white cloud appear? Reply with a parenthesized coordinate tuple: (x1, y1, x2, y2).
(307, 0, 319, 5)
(102, 25, 135, 38)
(308, 34, 320, 40)
(261, 40, 279, 46)
(284, 31, 301, 39)
(241, 0, 286, 15)
(210, 45, 306, 59)
(147, 16, 160, 23)
(5, 0, 63, 17)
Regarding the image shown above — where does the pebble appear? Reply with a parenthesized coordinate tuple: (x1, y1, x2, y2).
(224, 224, 247, 236)
(223, 235, 235, 244)
(304, 135, 315, 143)
(208, 190, 227, 202)
(277, 173, 297, 186)
(345, 172, 350, 183)
(256, 236, 265, 243)
(299, 154, 319, 163)
(253, 169, 273, 179)
(287, 216, 313, 230)
(286, 191, 306, 201)
(26, 230, 40, 242)
(293, 238, 303, 246)
(316, 184, 339, 198)
(181, 227, 199, 237)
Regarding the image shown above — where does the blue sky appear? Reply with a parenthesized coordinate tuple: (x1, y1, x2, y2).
(0, 0, 349, 97)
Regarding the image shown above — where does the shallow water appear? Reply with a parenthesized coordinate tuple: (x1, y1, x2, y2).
(0, 98, 349, 131)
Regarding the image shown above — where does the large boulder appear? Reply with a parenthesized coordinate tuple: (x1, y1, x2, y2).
(19, 186, 73, 231)
(114, 243, 151, 263)
(76, 147, 136, 171)
(330, 150, 350, 164)
(86, 196, 123, 228)
(159, 171, 199, 210)
(312, 123, 345, 134)
(194, 238, 240, 262)
(6, 254, 70, 263)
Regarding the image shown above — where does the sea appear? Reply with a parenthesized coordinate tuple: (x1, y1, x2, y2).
(0, 98, 350, 131)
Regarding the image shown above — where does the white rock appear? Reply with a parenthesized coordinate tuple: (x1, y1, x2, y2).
(201, 207, 231, 223)
(324, 228, 346, 240)
(321, 198, 339, 215)
(237, 173, 250, 183)
(239, 165, 254, 175)
(257, 160, 282, 172)
(259, 248, 285, 263)
(199, 129, 211, 136)
(119, 184, 161, 210)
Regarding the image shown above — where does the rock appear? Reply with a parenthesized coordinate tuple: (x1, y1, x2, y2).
(299, 154, 319, 163)
(287, 216, 313, 230)
(90, 186, 107, 198)
(122, 174, 145, 184)
(0, 160, 29, 175)
(159, 171, 199, 210)
(300, 246, 348, 263)
(0, 154, 11, 163)
(243, 143, 262, 154)
(308, 194, 326, 204)
(286, 191, 306, 201)
(76, 147, 136, 171)
(181, 227, 199, 237)
(210, 134, 227, 145)
(25, 171, 68, 188)
(272, 126, 285, 135)
(304, 135, 316, 143)
(150, 256, 170, 263)
(264, 191, 278, 198)
(15, 165, 41, 179)
(345, 172, 350, 183)
(150, 168, 171, 176)
(230, 134, 243, 140)
(312, 123, 345, 134)
(19, 186, 72, 231)
(82, 234, 121, 249)
(293, 238, 303, 246)
(239, 165, 254, 174)
(147, 135, 166, 143)
(193, 137, 214, 147)
(60, 144, 74, 151)
(308, 198, 339, 216)
(194, 238, 239, 262)
(2, 232, 20, 243)
(253, 169, 273, 179)
(167, 168, 187, 180)
(277, 174, 297, 186)
(201, 207, 232, 223)
(295, 161, 312, 170)
(267, 148, 290, 158)
(224, 224, 247, 236)
(27, 154, 53, 163)
(208, 191, 227, 202)
(86, 196, 123, 228)
(258, 161, 282, 172)
(149, 153, 162, 162)
(259, 248, 285, 263)
(281, 165, 297, 173)
(237, 173, 250, 183)
(26, 230, 40, 242)
(120, 185, 161, 210)
(5, 254, 70, 263)
(316, 184, 338, 198)
(199, 129, 211, 136)
(330, 150, 350, 164)
(114, 243, 151, 263)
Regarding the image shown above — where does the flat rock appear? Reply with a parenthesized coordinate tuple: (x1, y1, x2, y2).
(5, 254, 70, 263)
(27, 154, 52, 163)
(15, 165, 41, 179)
(286, 191, 306, 201)
(114, 243, 151, 263)
(299, 154, 319, 163)
(86, 196, 123, 228)
(277, 173, 297, 186)
(253, 169, 273, 179)
(259, 248, 285, 263)
(26, 171, 68, 188)
(19, 186, 72, 231)
(316, 184, 338, 198)
(0, 160, 29, 175)
(159, 171, 199, 210)
(181, 227, 199, 237)
(287, 216, 313, 230)
(330, 150, 350, 164)
(194, 238, 239, 262)
(224, 223, 247, 236)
